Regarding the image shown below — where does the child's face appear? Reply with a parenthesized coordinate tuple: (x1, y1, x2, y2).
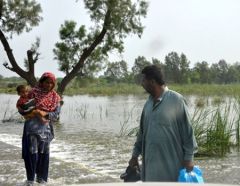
(18, 88, 28, 98)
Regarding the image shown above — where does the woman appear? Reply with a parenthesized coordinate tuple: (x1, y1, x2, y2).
(21, 72, 61, 185)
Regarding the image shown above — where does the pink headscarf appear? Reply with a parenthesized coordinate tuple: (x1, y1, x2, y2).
(28, 72, 61, 112)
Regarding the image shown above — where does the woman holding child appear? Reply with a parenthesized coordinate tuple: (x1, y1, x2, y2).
(19, 72, 61, 185)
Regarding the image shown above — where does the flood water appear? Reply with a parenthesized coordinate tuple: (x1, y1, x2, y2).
(0, 94, 240, 185)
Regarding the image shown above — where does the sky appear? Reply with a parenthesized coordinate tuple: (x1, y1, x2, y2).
(1, 0, 240, 77)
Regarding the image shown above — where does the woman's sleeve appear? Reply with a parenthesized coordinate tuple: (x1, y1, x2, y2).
(47, 104, 61, 121)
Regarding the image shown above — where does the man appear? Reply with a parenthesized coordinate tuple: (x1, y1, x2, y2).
(129, 65, 197, 181)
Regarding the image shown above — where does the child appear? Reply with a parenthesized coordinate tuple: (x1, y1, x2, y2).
(16, 85, 47, 122)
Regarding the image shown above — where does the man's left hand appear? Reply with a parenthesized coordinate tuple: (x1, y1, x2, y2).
(183, 160, 194, 172)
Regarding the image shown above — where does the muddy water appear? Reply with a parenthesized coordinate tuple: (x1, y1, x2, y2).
(0, 94, 239, 185)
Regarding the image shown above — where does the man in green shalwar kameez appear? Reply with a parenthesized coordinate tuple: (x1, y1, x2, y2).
(129, 65, 197, 182)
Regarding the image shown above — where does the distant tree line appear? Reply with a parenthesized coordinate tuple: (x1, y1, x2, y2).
(103, 51, 240, 84)
(1, 51, 240, 87)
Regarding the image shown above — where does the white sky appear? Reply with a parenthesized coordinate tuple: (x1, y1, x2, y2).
(1, 0, 240, 77)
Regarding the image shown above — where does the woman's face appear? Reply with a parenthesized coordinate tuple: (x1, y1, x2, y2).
(41, 78, 55, 91)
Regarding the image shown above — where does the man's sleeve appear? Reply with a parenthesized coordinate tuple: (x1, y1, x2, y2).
(178, 98, 198, 161)
(132, 111, 144, 158)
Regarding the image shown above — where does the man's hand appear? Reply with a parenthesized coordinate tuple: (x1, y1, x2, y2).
(129, 157, 139, 168)
(183, 160, 194, 172)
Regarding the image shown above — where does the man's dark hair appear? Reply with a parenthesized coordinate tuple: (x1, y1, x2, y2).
(142, 65, 165, 85)
(16, 85, 27, 93)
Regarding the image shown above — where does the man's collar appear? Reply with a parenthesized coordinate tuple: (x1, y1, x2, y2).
(157, 86, 168, 101)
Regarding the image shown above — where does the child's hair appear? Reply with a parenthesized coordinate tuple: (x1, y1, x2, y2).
(16, 85, 28, 94)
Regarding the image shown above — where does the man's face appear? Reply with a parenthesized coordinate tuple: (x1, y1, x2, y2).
(42, 78, 55, 92)
(141, 75, 153, 94)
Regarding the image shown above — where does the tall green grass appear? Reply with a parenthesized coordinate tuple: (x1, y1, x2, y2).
(127, 97, 240, 157)
(187, 99, 240, 157)
(3, 83, 240, 96)
(65, 83, 240, 96)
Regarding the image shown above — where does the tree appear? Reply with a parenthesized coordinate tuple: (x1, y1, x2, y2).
(210, 60, 229, 84)
(131, 56, 151, 83)
(227, 62, 240, 83)
(53, 21, 105, 78)
(54, 0, 148, 95)
(104, 60, 128, 82)
(179, 53, 190, 83)
(227, 63, 239, 83)
(1, 0, 148, 96)
(0, 0, 42, 86)
(164, 52, 190, 83)
(164, 52, 181, 83)
(218, 59, 229, 84)
(193, 61, 210, 83)
(152, 57, 164, 69)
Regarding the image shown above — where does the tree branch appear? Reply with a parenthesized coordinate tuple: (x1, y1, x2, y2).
(3, 62, 14, 71)
(0, 0, 3, 20)
(57, 9, 111, 95)
(0, 29, 37, 86)
(0, 29, 26, 74)
(27, 50, 35, 75)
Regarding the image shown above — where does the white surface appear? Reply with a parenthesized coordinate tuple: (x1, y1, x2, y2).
(69, 183, 236, 186)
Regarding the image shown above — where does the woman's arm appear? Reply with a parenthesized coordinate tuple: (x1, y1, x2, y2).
(36, 104, 61, 122)
(47, 104, 61, 121)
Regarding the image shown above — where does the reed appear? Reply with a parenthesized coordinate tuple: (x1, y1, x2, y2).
(118, 105, 137, 137)
(2, 99, 21, 122)
(191, 108, 211, 148)
(126, 99, 239, 157)
(205, 107, 233, 156)
(191, 102, 235, 157)
(233, 96, 240, 147)
(171, 84, 240, 96)
(75, 104, 88, 119)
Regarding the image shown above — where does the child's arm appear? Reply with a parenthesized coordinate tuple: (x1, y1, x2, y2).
(17, 105, 25, 115)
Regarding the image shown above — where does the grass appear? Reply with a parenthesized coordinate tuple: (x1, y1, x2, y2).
(3, 83, 240, 96)
(126, 98, 240, 157)
(68, 83, 144, 96)
(63, 83, 240, 96)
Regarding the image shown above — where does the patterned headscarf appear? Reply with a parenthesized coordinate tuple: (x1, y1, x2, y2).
(28, 72, 61, 112)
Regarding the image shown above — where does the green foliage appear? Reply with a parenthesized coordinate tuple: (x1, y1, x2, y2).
(53, 20, 105, 76)
(164, 52, 190, 84)
(193, 61, 210, 83)
(191, 106, 233, 157)
(179, 53, 190, 83)
(206, 107, 233, 156)
(131, 56, 151, 83)
(0, 0, 42, 36)
(164, 52, 180, 83)
(84, 0, 148, 38)
(104, 60, 129, 82)
(53, 0, 148, 80)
